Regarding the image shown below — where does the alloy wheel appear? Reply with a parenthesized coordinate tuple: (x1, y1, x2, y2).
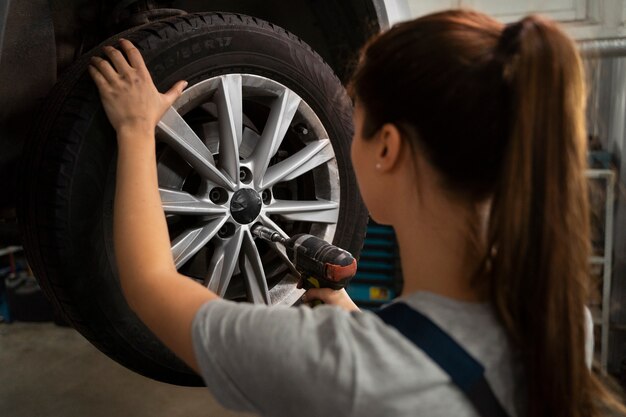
(156, 74, 341, 306)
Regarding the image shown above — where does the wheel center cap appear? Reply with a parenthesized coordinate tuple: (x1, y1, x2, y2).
(230, 188, 262, 224)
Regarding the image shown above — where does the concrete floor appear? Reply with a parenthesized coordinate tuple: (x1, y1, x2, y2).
(0, 322, 253, 417)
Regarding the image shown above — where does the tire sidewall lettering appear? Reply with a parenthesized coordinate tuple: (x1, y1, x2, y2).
(152, 36, 233, 78)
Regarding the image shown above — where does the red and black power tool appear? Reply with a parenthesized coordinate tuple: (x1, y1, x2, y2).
(251, 225, 357, 293)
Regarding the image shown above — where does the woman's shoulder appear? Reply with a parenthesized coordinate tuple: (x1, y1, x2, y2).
(374, 291, 523, 417)
(397, 291, 511, 357)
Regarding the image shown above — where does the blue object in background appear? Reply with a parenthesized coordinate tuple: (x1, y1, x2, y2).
(0, 265, 12, 322)
(588, 150, 612, 169)
(0, 291, 11, 322)
(347, 220, 402, 309)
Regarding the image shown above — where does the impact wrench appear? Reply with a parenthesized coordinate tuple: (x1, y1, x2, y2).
(251, 225, 357, 305)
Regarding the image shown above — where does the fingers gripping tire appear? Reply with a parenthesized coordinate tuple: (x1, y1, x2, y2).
(19, 13, 367, 385)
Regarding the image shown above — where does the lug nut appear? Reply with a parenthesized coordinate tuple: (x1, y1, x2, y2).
(209, 187, 227, 204)
(218, 222, 235, 238)
(239, 167, 252, 184)
(261, 189, 271, 204)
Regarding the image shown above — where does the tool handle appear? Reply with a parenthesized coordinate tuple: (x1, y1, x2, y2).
(301, 276, 324, 307)
(287, 234, 357, 289)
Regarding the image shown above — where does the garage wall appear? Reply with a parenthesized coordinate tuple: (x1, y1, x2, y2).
(402, 0, 626, 40)
(589, 52, 626, 375)
(408, 0, 588, 21)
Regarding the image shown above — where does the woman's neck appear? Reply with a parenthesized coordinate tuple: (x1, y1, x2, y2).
(393, 200, 486, 302)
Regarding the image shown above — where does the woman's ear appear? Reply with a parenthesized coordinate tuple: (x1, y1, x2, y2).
(376, 123, 404, 172)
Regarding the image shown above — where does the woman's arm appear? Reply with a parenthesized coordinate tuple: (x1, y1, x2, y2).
(89, 40, 218, 372)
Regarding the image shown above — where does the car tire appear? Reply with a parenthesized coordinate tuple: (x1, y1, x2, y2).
(18, 12, 367, 385)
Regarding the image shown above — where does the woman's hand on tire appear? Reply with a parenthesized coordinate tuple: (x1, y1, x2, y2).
(302, 288, 360, 312)
(88, 39, 187, 137)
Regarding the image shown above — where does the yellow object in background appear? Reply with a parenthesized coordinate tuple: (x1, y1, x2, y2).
(370, 287, 390, 301)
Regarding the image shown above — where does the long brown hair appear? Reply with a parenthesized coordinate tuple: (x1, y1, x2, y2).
(350, 9, 624, 417)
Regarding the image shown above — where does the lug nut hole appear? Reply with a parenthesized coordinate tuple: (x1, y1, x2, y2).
(261, 189, 272, 205)
(209, 187, 228, 204)
(218, 222, 236, 238)
(239, 167, 252, 184)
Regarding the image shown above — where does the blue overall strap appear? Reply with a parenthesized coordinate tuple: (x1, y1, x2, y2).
(375, 302, 509, 417)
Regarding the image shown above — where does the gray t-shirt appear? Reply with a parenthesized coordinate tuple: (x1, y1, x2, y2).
(191, 291, 540, 417)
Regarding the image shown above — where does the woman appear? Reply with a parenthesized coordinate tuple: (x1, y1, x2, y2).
(88, 9, 623, 417)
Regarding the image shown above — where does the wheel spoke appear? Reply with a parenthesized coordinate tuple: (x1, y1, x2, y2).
(240, 228, 271, 304)
(264, 199, 339, 223)
(259, 214, 299, 277)
(157, 107, 234, 190)
(160, 188, 228, 217)
(205, 227, 244, 297)
(250, 89, 301, 184)
(171, 218, 228, 268)
(215, 74, 242, 184)
(260, 139, 334, 188)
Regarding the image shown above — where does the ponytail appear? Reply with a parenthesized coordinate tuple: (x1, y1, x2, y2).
(487, 16, 595, 417)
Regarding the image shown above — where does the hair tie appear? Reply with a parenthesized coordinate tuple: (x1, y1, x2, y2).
(497, 20, 526, 81)
(498, 20, 525, 57)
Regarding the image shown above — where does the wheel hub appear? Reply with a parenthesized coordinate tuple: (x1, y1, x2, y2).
(230, 188, 262, 224)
